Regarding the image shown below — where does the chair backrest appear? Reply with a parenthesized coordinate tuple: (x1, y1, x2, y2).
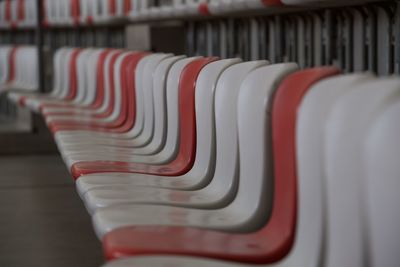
(109, 51, 150, 133)
(70, 57, 219, 178)
(61, 48, 82, 101)
(125, 54, 154, 137)
(58, 0, 71, 25)
(133, 54, 174, 145)
(26, 0, 38, 26)
(16, 46, 38, 90)
(154, 57, 201, 162)
(197, 61, 267, 200)
(95, 50, 123, 116)
(91, 49, 119, 112)
(365, 100, 400, 267)
(324, 77, 400, 267)
(131, 55, 186, 152)
(105, 51, 132, 121)
(73, 49, 95, 104)
(284, 73, 373, 266)
(216, 63, 296, 232)
(0, 46, 12, 84)
(175, 58, 243, 187)
(109, 51, 148, 127)
(243, 67, 341, 263)
(42, 49, 102, 115)
(53, 48, 74, 98)
(82, 49, 104, 106)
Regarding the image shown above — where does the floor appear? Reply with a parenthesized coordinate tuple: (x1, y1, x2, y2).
(0, 154, 104, 267)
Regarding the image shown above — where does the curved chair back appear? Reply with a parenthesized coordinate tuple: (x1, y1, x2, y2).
(365, 100, 400, 267)
(324, 77, 400, 267)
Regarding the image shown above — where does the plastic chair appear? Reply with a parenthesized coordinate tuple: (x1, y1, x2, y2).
(89, 62, 298, 239)
(56, 56, 185, 155)
(364, 100, 400, 267)
(323, 77, 400, 267)
(45, 51, 142, 128)
(58, 56, 201, 170)
(67, 57, 215, 177)
(56, 57, 189, 149)
(57, 53, 174, 152)
(101, 72, 380, 265)
(79, 59, 269, 215)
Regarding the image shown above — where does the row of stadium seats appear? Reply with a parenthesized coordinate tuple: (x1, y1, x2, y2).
(0, 45, 38, 92)
(5, 46, 400, 267)
(0, 0, 37, 28)
(0, 0, 364, 29)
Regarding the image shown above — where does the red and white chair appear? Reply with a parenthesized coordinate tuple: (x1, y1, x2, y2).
(54, 54, 184, 162)
(323, 76, 400, 266)
(97, 73, 400, 267)
(100, 73, 399, 267)
(87, 62, 297, 238)
(62, 57, 215, 178)
(96, 66, 345, 263)
(1, 46, 38, 92)
(77, 58, 248, 214)
(364, 100, 400, 267)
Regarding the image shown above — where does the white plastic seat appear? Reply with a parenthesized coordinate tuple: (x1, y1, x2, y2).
(80, 0, 95, 25)
(13, 46, 39, 90)
(41, 49, 103, 115)
(55, 55, 184, 157)
(13, 48, 76, 112)
(60, 57, 200, 169)
(1, 46, 38, 92)
(71, 55, 235, 189)
(23, 0, 38, 27)
(8, 47, 63, 104)
(53, 52, 164, 141)
(10, 0, 18, 26)
(56, 53, 174, 150)
(55, 54, 175, 158)
(42, 49, 97, 117)
(0, 46, 12, 85)
(22, 48, 78, 111)
(90, 62, 298, 239)
(44, 49, 128, 123)
(324, 77, 400, 267)
(73, 58, 246, 198)
(26, 49, 121, 114)
(58, 0, 73, 26)
(96, 0, 127, 23)
(0, 1, 7, 28)
(365, 101, 400, 267)
(98, 72, 378, 267)
(78, 58, 256, 214)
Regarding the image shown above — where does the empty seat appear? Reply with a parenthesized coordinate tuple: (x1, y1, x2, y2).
(58, 56, 200, 170)
(323, 77, 400, 266)
(68, 57, 217, 179)
(1, 46, 38, 93)
(90, 63, 298, 239)
(79, 59, 263, 214)
(99, 73, 400, 267)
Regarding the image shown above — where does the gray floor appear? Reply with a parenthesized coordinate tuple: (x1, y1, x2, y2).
(0, 154, 104, 267)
